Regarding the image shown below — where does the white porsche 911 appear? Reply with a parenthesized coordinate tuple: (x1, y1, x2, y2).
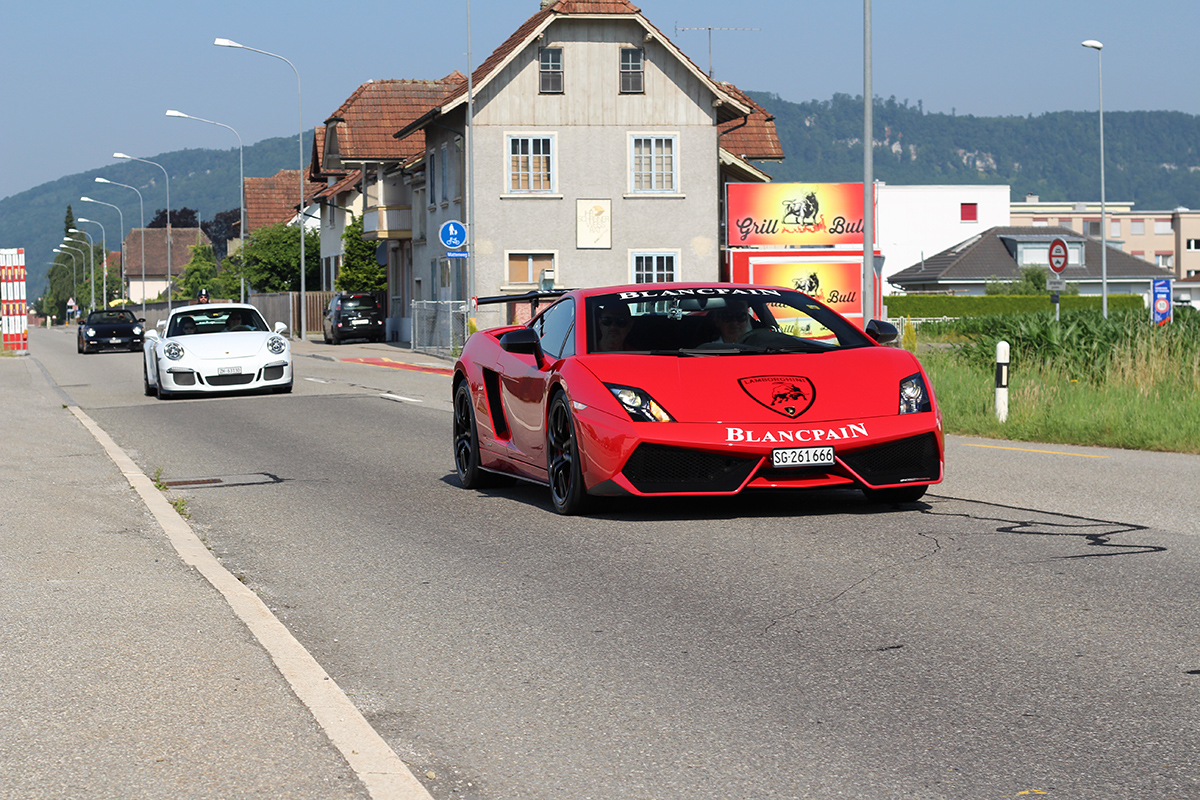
(143, 303, 293, 399)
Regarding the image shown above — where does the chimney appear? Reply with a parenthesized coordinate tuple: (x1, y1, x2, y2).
(541, 0, 556, 8)
(1025, 193, 1038, 203)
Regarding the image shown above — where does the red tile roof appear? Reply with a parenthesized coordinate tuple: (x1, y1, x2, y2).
(717, 82, 784, 161)
(323, 75, 465, 165)
(244, 170, 324, 232)
(315, 170, 362, 201)
(120, 227, 212, 279)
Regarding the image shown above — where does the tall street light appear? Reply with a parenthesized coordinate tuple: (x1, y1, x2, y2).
(1082, 39, 1107, 318)
(166, 109, 246, 301)
(77, 218, 108, 307)
(67, 228, 96, 311)
(215, 37, 308, 339)
(114, 153, 173, 311)
(95, 177, 146, 317)
(52, 248, 79, 318)
(80, 197, 125, 301)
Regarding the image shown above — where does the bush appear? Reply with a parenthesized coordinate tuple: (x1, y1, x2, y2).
(884, 294, 1143, 318)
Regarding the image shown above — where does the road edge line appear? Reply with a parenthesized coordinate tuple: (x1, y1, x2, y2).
(67, 404, 434, 800)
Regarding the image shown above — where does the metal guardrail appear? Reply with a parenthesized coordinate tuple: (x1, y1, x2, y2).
(411, 300, 469, 359)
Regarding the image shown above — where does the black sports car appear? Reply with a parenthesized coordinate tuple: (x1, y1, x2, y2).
(77, 308, 145, 354)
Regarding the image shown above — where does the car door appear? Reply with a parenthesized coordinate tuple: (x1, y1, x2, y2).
(500, 298, 576, 468)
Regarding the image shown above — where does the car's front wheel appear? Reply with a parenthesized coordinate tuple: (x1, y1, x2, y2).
(153, 362, 171, 400)
(453, 381, 506, 489)
(142, 357, 155, 397)
(861, 485, 928, 505)
(547, 392, 590, 515)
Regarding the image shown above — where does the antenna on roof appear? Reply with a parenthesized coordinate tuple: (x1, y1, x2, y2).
(674, 23, 760, 78)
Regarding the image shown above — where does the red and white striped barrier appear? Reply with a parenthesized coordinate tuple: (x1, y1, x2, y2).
(1, 248, 28, 352)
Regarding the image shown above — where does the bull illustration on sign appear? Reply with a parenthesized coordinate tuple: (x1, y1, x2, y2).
(782, 192, 820, 226)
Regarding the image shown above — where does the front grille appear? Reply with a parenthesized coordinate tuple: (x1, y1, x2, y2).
(207, 373, 255, 386)
(840, 432, 940, 486)
(172, 372, 196, 386)
(262, 365, 285, 381)
(622, 443, 758, 494)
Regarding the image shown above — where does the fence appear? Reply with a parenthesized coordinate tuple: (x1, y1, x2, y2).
(411, 300, 469, 359)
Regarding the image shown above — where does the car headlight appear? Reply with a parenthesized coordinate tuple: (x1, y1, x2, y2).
(606, 383, 675, 422)
(85, 327, 96, 337)
(164, 342, 184, 360)
(899, 372, 931, 414)
(267, 336, 287, 355)
(133, 326, 143, 335)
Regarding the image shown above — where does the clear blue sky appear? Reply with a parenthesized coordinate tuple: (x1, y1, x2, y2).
(2, 0, 1197, 201)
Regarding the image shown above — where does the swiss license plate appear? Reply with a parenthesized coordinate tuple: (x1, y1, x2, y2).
(351, 318, 368, 325)
(109, 338, 122, 344)
(218, 366, 242, 375)
(771, 446, 835, 468)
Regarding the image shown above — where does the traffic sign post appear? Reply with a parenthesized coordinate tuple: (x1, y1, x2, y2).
(439, 220, 467, 250)
(1047, 238, 1068, 320)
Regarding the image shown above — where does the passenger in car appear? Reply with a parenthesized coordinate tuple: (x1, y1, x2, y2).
(595, 303, 633, 351)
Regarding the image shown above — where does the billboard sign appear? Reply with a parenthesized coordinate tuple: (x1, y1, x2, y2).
(725, 183, 871, 248)
(1152, 278, 1172, 326)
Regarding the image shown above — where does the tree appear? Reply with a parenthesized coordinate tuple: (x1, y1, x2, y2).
(176, 244, 219, 300)
(232, 223, 320, 293)
(148, 208, 200, 229)
(202, 208, 240, 261)
(335, 214, 386, 292)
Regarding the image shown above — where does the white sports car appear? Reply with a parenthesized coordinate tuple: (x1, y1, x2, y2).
(143, 303, 293, 399)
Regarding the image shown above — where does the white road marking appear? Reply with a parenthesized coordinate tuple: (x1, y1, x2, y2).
(381, 393, 423, 403)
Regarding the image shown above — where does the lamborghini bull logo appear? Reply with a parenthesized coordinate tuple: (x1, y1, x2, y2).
(739, 375, 816, 418)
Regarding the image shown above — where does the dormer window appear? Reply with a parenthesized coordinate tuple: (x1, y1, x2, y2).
(621, 48, 644, 93)
(539, 48, 563, 93)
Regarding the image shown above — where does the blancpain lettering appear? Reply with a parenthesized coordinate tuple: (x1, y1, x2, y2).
(725, 423, 868, 443)
(617, 288, 783, 300)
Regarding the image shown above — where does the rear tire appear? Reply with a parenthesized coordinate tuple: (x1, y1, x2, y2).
(453, 380, 507, 489)
(546, 392, 590, 515)
(861, 485, 928, 505)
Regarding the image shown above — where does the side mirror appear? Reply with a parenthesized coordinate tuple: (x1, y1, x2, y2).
(274, 321, 288, 335)
(137, 318, 146, 323)
(499, 327, 543, 363)
(145, 329, 160, 341)
(865, 319, 899, 345)
(156, 319, 167, 331)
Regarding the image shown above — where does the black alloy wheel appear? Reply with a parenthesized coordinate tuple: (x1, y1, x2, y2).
(453, 381, 505, 489)
(142, 357, 155, 397)
(546, 392, 589, 515)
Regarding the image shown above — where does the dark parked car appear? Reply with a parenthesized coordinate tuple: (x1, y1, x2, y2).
(322, 293, 384, 344)
(77, 308, 145, 354)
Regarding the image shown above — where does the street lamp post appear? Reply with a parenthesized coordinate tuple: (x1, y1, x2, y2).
(1082, 39, 1107, 318)
(166, 109, 246, 301)
(52, 248, 78, 318)
(95, 177, 146, 317)
(77, 218, 107, 307)
(114, 153, 172, 311)
(80, 197, 125, 304)
(67, 228, 96, 311)
(215, 37, 307, 339)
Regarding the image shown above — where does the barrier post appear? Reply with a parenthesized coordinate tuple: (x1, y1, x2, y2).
(995, 340, 1010, 423)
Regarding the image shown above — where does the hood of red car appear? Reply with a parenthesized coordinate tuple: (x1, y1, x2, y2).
(579, 347, 926, 423)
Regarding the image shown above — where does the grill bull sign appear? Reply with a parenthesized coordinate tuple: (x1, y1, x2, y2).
(726, 183, 867, 248)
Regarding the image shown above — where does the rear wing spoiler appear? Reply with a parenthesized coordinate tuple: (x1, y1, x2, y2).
(474, 289, 569, 307)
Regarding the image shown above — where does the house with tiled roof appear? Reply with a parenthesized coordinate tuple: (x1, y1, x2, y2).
(121, 227, 212, 303)
(385, 0, 781, 333)
(888, 226, 1174, 299)
(309, 75, 465, 302)
(243, 169, 324, 235)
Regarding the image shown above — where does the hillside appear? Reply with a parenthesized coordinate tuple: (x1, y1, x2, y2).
(1, 132, 313, 298)
(749, 92, 1200, 210)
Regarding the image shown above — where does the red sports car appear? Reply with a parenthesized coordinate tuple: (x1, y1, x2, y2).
(452, 283, 943, 515)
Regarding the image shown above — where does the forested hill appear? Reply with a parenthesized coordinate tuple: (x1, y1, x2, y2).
(748, 92, 1200, 210)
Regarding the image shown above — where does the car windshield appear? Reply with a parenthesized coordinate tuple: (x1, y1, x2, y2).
(87, 310, 137, 324)
(585, 287, 874, 355)
(168, 307, 268, 337)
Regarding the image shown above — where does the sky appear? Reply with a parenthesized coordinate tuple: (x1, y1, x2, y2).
(2, 0, 1198, 202)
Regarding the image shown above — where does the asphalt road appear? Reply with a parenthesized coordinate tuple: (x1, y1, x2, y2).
(31, 325, 1200, 800)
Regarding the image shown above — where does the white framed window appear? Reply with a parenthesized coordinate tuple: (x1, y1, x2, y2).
(1187, 239, 1200, 251)
(539, 48, 563, 93)
(1084, 219, 1101, 237)
(1156, 253, 1175, 268)
(1110, 219, 1121, 238)
(632, 251, 677, 283)
(630, 134, 677, 193)
(1131, 219, 1145, 236)
(620, 48, 644, 93)
(1155, 219, 1172, 235)
(507, 135, 555, 193)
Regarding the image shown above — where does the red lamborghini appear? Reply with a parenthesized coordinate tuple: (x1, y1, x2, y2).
(452, 283, 943, 515)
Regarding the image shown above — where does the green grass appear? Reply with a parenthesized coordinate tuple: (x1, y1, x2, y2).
(910, 309, 1200, 454)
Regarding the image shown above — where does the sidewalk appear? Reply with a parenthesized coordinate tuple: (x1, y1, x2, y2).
(0, 347, 428, 800)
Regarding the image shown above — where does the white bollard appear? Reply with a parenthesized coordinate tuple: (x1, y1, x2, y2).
(995, 340, 1010, 423)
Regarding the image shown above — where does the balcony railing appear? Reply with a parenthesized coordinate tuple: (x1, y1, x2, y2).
(362, 204, 413, 240)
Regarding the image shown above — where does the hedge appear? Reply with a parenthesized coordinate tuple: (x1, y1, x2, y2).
(882, 294, 1144, 318)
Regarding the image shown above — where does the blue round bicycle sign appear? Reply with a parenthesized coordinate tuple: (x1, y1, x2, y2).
(439, 220, 467, 249)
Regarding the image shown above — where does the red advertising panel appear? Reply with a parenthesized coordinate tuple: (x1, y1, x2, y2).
(727, 249, 881, 325)
(726, 183, 872, 248)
